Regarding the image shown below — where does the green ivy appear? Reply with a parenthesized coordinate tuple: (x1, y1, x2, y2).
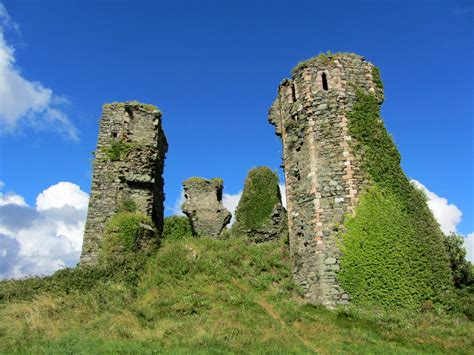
(162, 215, 194, 240)
(101, 139, 135, 162)
(338, 89, 453, 310)
(100, 212, 158, 262)
(233, 167, 280, 231)
(371, 66, 383, 90)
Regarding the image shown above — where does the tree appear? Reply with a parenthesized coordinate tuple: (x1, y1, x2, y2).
(444, 233, 472, 288)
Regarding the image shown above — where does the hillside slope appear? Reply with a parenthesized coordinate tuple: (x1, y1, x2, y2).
(0, 237, 472, 354)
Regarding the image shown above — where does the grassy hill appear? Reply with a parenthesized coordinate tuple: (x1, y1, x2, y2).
(0, 237, 473, 354)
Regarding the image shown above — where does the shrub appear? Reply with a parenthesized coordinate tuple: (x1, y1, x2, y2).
(233, 167, 281, 232)
(100, 139, 135, 161)
(100, 212, 158, 262)
(444, 233, 473, 288)
(162, 215, 194, 240)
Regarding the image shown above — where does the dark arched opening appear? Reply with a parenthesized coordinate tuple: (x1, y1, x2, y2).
(321, 72, 328, 90)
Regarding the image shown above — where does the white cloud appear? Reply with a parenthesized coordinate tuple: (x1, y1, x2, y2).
(168, 190, 185, 216)
(411, 180, 462, 235)
(0, 4, 78, 140)
(0, 190, 26, 206)
(223, 191, 242, 225)
(279, 183, 287, 208)
(36, 182, 89, 211)
(0, 181, 88, 279)
(411, 179, 473, 263)
(465, 233, 474, 263)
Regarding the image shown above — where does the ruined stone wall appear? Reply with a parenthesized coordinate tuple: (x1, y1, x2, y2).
(269, 53, 384, 308)
(182, 178, 231, 239)
(81, 101, 168, 264)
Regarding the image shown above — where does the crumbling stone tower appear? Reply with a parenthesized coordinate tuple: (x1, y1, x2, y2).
(269, 53, 384, 307)
(182, 177, 231, 239)
(81, 101, 168, 264)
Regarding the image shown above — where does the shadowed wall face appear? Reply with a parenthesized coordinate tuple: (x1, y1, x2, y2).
(269, 53, 383, 308)
(80, 102, 168, 265)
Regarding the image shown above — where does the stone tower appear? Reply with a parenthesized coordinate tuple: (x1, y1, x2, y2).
(182, 177, 231, 239)
(81, 101, 168, 264)
(268, 53, 384, 307)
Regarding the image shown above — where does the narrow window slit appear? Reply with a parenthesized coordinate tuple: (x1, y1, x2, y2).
(321, 73, 328, 90)
(291, 83, 297, 102)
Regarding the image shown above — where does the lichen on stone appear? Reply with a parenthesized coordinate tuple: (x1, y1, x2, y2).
(103, 101, 160, 113)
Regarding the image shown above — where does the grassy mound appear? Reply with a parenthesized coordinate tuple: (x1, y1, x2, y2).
(0, 237, 472, 353)
(338, 89, 453, 309)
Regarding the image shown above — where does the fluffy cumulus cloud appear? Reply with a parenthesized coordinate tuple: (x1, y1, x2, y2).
(465, 233, 474, 263)
(0, 182, 88, 279)
(411, 179, 473, 262)
(0, 3, 78, 140)
(411, 180, 462, 235)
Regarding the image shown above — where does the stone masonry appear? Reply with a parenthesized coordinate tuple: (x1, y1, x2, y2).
(182, 178, 231, 239)
(81, 101, 168, 264)
(268, 53, 384, 308)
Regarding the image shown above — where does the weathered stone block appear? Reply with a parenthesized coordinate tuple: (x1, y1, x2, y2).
(182, 177, 231, 239)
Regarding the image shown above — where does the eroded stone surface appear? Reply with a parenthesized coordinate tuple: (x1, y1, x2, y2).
(80, 101, 168, 264)
(268, 53, 384, 308)
(182, 178, 231, 239)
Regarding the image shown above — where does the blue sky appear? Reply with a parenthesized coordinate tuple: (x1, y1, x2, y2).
(0, 0, 472, 277)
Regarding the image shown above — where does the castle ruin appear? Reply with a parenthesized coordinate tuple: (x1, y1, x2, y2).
(80, 101, 168, 264)
(182, 177, 231, 239)
(269, 53, 384, 307)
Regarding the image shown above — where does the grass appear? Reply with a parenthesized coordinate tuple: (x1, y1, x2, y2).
(0, 237, 472, 354)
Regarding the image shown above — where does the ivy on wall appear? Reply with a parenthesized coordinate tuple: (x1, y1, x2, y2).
(338, 89, 453, 309)
(234, 167, 281, 231)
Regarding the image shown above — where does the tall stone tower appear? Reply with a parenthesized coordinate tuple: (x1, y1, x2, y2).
(81, 101, 168, 264)
(268, 53, 384, 307)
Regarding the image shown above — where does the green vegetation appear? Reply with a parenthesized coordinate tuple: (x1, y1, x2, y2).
(118, 197, 138, 213)
(162, 215, 194, 240)
(371, 66, 384, 90)
(100, 212, 158, 262)
(233, 167, 280, 231)
(444, 233, 473, 288)
(0, 237, 472, 353)
(291, 51, 358, 74)
(100, 139, 136, 161)
(338, 89, 453, 309)
(186, 177, 224, 189)
(292, 52, 330, 74)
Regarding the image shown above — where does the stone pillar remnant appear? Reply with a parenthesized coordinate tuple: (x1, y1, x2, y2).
(182, 177, 231, 239)
(80, 101, 168, 264)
